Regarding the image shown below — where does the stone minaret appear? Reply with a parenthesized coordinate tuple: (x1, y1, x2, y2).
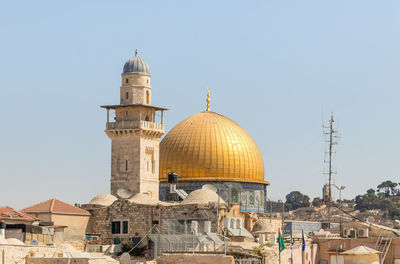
(102, 50, 166, 199)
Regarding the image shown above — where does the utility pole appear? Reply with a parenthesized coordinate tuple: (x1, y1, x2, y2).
(323, 114, 339, 229)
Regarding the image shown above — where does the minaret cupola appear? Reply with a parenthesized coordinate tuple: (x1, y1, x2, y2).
(123, 49, 150, 75)
(121, 50, 152, 105)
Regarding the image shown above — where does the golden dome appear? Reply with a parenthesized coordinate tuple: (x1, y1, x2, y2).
(160, 111, 268, 184)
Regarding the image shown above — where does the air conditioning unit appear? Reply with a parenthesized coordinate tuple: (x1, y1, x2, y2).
(358, 228, 369, 238)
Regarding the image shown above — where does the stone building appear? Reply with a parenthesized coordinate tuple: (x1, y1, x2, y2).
(83, 189, 227, 246)
(89, 51, 273, 257)
(101, 50, 167, 199)
(22, 198, 90, 243)
(100, 51, 269, 213)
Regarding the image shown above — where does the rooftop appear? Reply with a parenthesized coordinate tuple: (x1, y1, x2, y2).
(101, 104, 168, 111)
(0, 207, 37, 221)
(22, 198, 90, 216)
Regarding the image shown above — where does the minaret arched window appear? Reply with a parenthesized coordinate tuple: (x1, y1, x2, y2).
(146, 91, 150, 104)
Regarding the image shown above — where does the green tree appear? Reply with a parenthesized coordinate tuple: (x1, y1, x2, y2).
(377, 180, 398, 197)
(285, 191, 310, 211)
(355, 181, 400, 220)
(312, 197, 323, 207)
(355, 190, 378, 211)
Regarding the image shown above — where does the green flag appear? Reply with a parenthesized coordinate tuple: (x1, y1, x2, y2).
(279, 229, 286, 252)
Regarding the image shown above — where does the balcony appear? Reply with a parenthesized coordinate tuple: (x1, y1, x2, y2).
(106, 120, 164, 132)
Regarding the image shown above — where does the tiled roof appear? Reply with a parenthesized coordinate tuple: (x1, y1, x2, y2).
(22, 198, 90, 216)
(0, 207, 37, 221)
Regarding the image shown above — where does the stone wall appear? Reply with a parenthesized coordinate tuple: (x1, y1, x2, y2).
(88, 200, 155, 246)
(154, 253, 234, 264)
(87, 200, 222, 246)
(261, 242, 318, 264)
(50, 214, 89, 241)
(26, 257, 114, 264)
(160, 203, 219, 234)
(0, 244, 56, 264)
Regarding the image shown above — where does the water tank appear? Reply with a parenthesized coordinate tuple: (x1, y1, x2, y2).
(191, 221, 198, 235)
(259, 234, 265, 244)
(204, 221, 211, 233)
(236, 219, 242, 229)
(230, 218, 236, 229)
(168, 172, 178, 184)
(224, 218, 231, 229)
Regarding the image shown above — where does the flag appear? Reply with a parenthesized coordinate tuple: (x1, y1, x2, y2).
(302, 229, 305, 252)
(279, 229, 286, 252)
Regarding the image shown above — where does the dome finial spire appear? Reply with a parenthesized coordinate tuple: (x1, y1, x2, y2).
(135, 49, 138, 56)
(206, 87, 211, 111)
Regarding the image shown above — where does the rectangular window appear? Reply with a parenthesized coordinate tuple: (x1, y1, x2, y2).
(126, 160, 128, 171)
(122, 221, 128, 234)
(111, 221, 121, 234)
(126, 92, 129, 99)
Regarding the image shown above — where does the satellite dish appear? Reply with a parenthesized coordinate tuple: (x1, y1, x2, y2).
(202, 184, 218, 193)
(116, 188, 134, 199)
(220, 190, 229, 201)
(366, 216, 375, 223)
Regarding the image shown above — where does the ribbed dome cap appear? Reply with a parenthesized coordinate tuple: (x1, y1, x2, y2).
(123, 50, 150, 74)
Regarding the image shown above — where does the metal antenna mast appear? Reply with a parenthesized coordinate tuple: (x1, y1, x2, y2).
(323, 113, 339, 228)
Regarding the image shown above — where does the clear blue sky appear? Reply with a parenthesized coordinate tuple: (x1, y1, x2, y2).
(1, 1, 400, 209)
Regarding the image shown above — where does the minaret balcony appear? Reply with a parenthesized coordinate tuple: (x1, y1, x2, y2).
(106, 120, 164, 132)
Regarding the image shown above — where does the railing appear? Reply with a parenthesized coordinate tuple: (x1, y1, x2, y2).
(140, 120, 164, 131)
(106, 120, 164, 131)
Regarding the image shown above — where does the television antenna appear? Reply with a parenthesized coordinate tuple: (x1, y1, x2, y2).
(323, 113, 339, 228)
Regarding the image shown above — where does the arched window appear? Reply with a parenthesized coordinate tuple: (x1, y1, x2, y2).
(146, 91, 150, 104)
(126, 78, 129, 84)
(145, 116, 149, 121)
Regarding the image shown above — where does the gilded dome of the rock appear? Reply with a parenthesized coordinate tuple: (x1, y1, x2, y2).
(159, 111, 267, 184)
